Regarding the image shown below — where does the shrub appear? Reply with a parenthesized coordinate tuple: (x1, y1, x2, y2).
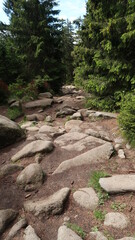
(7, 106, 23, 120)
(8, 79, 38, 102)
(118, 92, 135, 147)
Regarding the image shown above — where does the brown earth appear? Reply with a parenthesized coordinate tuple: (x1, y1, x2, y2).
(0, 91, 135, 240)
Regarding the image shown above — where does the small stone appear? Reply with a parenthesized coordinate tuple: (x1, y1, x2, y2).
(89, 231, 107, 240)
(126, 143, 131, 150)
(71, 112, 83, 120)
(24, 225, 41, 240)
(5, 218, 27, 240)
(35, 153, 43, 163)
(63, 216, 70, 223)
(25, 194, 31, 199)
(10, 101, 21, 108)
(21, 122, 34, 129)
(0, 164, 24, 178)
(73, 188, 99, 210)
(46, 115, 53, 122)
(118, 149, 126, 159)
(104, 212, 129, 229)
(114, 137, 124, 144)
(26, 126, 39, 132)
(76, 96, 85, 100)
(0, 209, 18, 234)
(115, 144, 122, 150)
(16, 163, 44, 191)
(57, 225, 83, 240)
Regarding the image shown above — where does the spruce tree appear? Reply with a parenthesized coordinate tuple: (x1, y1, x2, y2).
(3, 0, 64, 90)
(73, 0, 135, 111)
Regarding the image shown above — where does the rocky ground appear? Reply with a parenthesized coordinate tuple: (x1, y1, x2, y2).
(0, 85, 135, 240)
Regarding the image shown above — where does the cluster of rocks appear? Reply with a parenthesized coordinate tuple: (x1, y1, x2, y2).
(0, 86, 134, 240)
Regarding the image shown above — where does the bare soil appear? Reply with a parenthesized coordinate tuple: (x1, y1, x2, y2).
(0, 93, 135, 240)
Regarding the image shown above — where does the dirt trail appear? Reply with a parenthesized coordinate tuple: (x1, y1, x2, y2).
(0, 86, 135, 240)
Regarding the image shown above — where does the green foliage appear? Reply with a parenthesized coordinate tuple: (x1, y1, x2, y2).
(0, 0, 74, 94)
(7, 106, 23, 120)
(119, 92, 135, 147)
(67, 223, 86, 239)
(88, 171, 110, 205)
(111, 201, 126, 211)
(8, 79, 38, 101)
(94, 209, 106, 221)
(73, 0, 135, 110)
(91, 226, 99, 232)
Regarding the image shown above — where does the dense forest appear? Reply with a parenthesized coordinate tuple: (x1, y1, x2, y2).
(0, 0, 135, 146)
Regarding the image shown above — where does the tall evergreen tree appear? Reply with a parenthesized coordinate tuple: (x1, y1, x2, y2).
(60, 19, 74, 83)
(3, 0, 64, 90)
(73, 0, 135, 110)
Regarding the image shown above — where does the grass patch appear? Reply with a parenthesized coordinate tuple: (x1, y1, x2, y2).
(111, 201, 126, 211)
(94, 209, 106, 221)
(7, 107, 23, 120)
(88, 171, 110, 205)
(66, 223, 86, 239)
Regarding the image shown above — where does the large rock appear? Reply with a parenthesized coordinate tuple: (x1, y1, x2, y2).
(65, 120, 83, 132)
(62, 136, 106, 152)
(11, 140, 54, 162)
(54, 132, 87, 147)
(26, 114, 44, 121)
(56, 107, 76, 118)
(99, 175, 135, 193)
(70, 111, 83, 120)
(57, 225, 83, 240)
(85, 129, 112, 142)
(104, 212, 129, 229)
(27, 133, 52, 142)
(24, 225, 41, 240)
(16, 163, 44, 191)
(117, 238, 135, 240)
(61, 85, 76, 95)
(53, 143, 113, 174)
(88, 111, 117, 119)
(25, 98, 53, 109)
(24, 187, 70, 217)
(39, 92, 53, 99)
(73, 188, 99, 210)
(0, 164, 24, 178)
(0, 209, 18, 235)
(89, 231, 107, 240)
(5, 218, 27, 240)
(39, 125, 65, 137)
(0, 115, 25, 148)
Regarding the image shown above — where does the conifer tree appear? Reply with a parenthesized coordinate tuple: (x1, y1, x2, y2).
(3, 0, 64, 90)
(73, 0, 135, 110)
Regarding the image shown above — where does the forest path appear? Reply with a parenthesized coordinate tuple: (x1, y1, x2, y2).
(0, 85, 135, 240)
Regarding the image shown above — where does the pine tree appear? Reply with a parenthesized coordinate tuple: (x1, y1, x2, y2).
(73, 0, 135, 111)
(60, 19, 74, 83)
(3, 0, 64, 90)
